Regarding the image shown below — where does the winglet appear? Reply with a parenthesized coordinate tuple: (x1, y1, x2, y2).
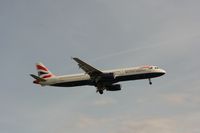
(72, 57, 79, 62)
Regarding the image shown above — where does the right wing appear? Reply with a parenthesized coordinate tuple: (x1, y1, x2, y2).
(72, 57, 103, 78)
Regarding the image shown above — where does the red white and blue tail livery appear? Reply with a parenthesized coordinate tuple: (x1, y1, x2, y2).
(30, 63, 54, 84)
(36, 63, 55, 79)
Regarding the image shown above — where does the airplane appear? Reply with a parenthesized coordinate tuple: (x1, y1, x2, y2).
(30, 57, 166, 94)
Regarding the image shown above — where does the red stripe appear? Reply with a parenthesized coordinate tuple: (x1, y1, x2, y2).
(42, 75, 52, 78)
(143, 66, 151, 68)
(36, 65, 48, 71)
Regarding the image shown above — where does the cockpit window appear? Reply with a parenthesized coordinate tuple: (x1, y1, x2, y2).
(155, 67, 159, 69)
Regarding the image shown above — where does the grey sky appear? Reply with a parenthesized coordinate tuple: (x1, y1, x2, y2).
(1, 0, 200, 133)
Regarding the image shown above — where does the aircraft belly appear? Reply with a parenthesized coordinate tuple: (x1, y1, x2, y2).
(50, 79, 93, 87)
(115, 72, 164, 82)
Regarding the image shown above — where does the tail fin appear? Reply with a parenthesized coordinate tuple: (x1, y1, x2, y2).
(36, 62, 55, 79)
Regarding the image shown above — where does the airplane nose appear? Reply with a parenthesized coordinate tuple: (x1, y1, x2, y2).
(161, 69, 166, 75)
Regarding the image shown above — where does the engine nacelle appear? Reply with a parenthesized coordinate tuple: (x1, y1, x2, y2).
(106, 84, 121, 91)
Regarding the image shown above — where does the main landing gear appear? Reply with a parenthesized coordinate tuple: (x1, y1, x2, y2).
(96, 84, 104, 94)
(148, 78, 152, 85)
(99, 90, 103, 94)
(96, 89, 104, 94)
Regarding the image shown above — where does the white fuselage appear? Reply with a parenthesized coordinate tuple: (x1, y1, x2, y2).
(40, 66, 166, 87)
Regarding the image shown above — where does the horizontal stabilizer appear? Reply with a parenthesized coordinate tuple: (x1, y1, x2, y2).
(30, 74, 46, 82)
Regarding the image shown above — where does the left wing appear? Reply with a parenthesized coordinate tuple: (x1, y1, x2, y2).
(72, 57, 103, 78)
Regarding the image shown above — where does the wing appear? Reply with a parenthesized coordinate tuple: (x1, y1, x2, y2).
(72, 57, 103, 78)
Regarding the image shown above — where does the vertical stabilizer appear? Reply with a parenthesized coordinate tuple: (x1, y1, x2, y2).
(36, 63, 55, 79)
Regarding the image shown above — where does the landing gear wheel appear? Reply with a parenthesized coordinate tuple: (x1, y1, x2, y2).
(149, 78, 152, 85)
(99, 90, 103, 94)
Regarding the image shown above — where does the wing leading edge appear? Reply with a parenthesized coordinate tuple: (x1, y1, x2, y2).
(72, 57, 103, 77)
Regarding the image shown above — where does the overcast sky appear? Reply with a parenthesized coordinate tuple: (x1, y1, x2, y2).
(1, 0, 200, 133)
